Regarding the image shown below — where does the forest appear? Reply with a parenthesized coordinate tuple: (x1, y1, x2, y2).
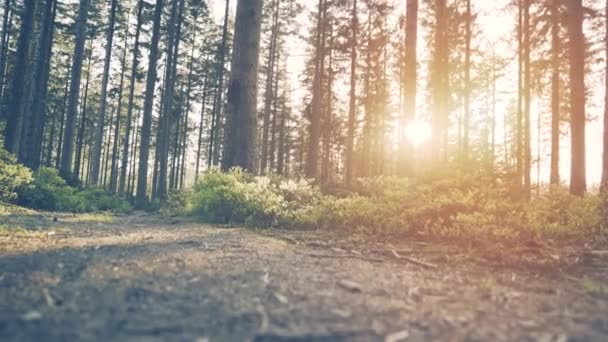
(0, 0, 608, 341)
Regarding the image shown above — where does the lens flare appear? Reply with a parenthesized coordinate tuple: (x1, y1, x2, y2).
(405, 120, 432, 148)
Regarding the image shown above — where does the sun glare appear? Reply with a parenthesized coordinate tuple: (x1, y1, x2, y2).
(405, 120, 432, 148)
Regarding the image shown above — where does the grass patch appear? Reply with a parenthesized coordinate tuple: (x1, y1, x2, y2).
(0, 224, 30, 236)
(580, 277, 608, 297)
(63, 213, 114, 223)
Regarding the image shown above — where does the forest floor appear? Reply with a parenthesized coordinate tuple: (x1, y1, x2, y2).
(0, 211, 607, 342)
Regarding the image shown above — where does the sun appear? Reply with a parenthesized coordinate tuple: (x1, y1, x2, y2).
(405, 119, 432, 148)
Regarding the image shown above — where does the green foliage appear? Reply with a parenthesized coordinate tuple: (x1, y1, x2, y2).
(171, 169, 603, 243)
(18, 167, 131, 213)
(0, 148, 32, 202)
(174, 169, 322, 227)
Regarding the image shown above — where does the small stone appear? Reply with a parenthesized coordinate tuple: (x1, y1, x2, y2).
(21, 311, 42, 321)
(338, 279, 362, 293)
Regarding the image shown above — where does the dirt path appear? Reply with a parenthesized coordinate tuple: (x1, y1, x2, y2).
(0, 212, 607, 341)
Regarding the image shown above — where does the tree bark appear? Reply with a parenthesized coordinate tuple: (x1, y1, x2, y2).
(136, 0, 164, 208)
(60, 0, 91, 181)
(222, 0, 264, 172)
(550, 0, 560, 186)
(603, 0, 608, 194)
(3, 0, 36, 155)
(345, 0, 358, 185)
(306, 0, 325, 179)
(119, 0, 144, 195)
(90, 0, 118, 185)
(24, 0, 57, 169)
(208, 0, 231, 168)
(567, 0, 586, 196)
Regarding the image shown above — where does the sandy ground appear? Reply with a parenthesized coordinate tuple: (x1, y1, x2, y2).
(0, 212, 607, 341)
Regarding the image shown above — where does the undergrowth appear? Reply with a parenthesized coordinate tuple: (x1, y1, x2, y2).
(167, 168, 606, 246)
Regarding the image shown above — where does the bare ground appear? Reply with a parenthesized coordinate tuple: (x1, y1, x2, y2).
(0, 212, 607, 342)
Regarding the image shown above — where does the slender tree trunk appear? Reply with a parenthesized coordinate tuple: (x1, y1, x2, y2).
(523, 0, 532, 198)
(602, 0, 608, 194)
(3, 0, 36, 155)
(463, 0, 471, 163)
(119, 0, 144, 195)
(550, 0, 560, 186)
(277, 87, 287, 175)
(60, 0, 91, 181)
(222, 0, 264, 172)
(136, 0, 164, 208)
(208, 0, 231, 168)
(156, 0, 185, 200)
(56, 67, 71, 169)
(345, 0, 357, 185)
(402, 0, 417, 172)
(195, 71, 209, 181)
(0, 0, 12, 105)
(516, 0, 524, 187)
(73, 47, 92, 180)
(102, 106, 115, 187)
(269, 54, 281, 172)
(90, 0, 118, 185)
(306, 0, 325, 179)
(261, 0, 280, 174)
(109, 34, 129, 193)
(567, 0, 586, 196)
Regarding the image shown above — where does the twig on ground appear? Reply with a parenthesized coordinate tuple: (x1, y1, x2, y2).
(391, 250, 438, 269)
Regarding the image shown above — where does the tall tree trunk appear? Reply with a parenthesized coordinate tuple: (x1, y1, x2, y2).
(463, 0, 471, 163)
(24, 0, 57, 169)
(432, 0, 448, 161)
(156, 0, 185, 200)
(306, 0, 325, 179)
(119, 0, 144, 195)
(109, 34, 129, 193)
(567, 0, 586, 196)
(73, 46, 92, 180)
(402, 0, 417, 172)
(136, 0, 164, 208)
(261, 0, 280, 174)
(516, 0, 523, 186)
(345, 0, 357, 185)
(550, 0, 560, 185)
(195, 71, 209, 181)
(90, 0, 118, 185)
(0, 0, 12, 104)
(55, 66, 71, 169)
(208, 0, 231, 168)
(222, 0, 264, 172)
(60, 0, 91, 181)
(602, 0, 608, 194)
(3, 0, 36, 155)
(523, 0, 532, 197)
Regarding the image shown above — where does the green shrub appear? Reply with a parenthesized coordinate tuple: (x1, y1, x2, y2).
(18, 167, 131, 213)
(0, 148, 32, 202)
(173, 167, 603, 243)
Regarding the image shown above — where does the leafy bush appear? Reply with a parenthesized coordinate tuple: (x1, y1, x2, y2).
(0, 148, 32, 202)
(175, 169, 322, 227)
(172, 168, 603, 244)
(18, 167, 131, 213)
